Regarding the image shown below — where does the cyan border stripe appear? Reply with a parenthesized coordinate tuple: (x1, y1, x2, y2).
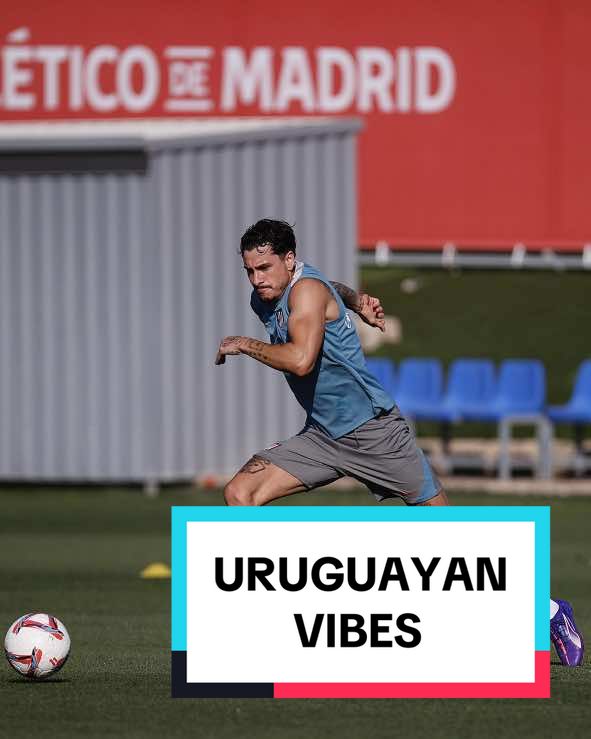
(534, 507, 550, 650)
(172, 506, 550, 653)
(171, 505, 548, 523)
(171, 508, 188, 651)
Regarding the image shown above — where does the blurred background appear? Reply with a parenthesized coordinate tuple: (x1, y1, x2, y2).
(0, 0, 589, 488)
(1, 2, 590, 734)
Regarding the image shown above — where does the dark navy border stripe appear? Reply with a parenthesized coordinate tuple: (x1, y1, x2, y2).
(171, 651, 273, 698)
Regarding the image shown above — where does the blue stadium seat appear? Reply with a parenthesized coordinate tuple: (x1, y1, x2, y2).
(463, 359, 546, 421)
(395, 358, 444, 418)
(547, 360, 591, 423)
(365, 358, 397, 397)
(424, 359, 497, 422)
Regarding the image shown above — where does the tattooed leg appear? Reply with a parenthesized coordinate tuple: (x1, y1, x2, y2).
(238, 456, 272, 474)
(224, 457, 306, 506)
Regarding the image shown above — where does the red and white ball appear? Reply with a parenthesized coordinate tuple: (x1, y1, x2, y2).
(4, 613, 71, 679)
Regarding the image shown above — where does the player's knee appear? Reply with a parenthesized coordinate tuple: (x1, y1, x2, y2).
(224, 480, 257, 506)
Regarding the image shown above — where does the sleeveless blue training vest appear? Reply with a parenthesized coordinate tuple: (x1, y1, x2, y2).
(250, 262, 394, 438)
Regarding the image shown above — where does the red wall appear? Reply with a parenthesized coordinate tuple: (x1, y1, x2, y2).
(2, 1, 590, 251)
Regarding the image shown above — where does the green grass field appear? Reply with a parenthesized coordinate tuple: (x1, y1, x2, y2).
(1, 486, 590, 738)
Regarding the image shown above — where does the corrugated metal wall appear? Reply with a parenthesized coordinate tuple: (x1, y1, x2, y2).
(0, 121, 359, 483)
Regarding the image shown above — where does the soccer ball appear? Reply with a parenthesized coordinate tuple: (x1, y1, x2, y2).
(4, 613, 71, 679)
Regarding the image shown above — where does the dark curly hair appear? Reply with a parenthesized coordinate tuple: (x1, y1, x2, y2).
(240, 219, 296, 256)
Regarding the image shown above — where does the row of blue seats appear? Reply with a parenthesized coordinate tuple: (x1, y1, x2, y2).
(365, 358, 591, 424)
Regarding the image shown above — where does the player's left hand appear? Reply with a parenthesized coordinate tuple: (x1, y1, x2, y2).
(357, 293, 385, 332)
(215, 336, 244, 365)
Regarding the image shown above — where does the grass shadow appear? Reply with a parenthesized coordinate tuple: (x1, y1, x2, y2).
(6, 677, 71, 684)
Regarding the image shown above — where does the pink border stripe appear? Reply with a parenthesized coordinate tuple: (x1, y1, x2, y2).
(274, 651, 550, 699)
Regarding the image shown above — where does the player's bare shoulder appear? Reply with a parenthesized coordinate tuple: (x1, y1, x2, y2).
(288, 278, 339, 321)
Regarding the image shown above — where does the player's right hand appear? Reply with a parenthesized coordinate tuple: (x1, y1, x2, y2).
(215, 336, 245, 365)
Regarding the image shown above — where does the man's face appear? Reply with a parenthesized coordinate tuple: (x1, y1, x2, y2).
(242, 245, 296, 303)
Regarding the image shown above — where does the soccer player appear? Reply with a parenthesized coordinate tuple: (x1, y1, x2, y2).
(216, 218, 447, 507)
(216, 218, 584, 666)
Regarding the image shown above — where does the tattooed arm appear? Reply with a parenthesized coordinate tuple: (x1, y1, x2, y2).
(330, 282, 362, 311)
(215, 280, 327, 375)
(330, 281, 385, 332)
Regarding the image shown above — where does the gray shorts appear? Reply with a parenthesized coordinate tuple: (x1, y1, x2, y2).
(256, 407, 441, 505)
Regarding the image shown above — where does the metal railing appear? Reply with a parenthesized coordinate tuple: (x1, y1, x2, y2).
(359, 242, 591, 271)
